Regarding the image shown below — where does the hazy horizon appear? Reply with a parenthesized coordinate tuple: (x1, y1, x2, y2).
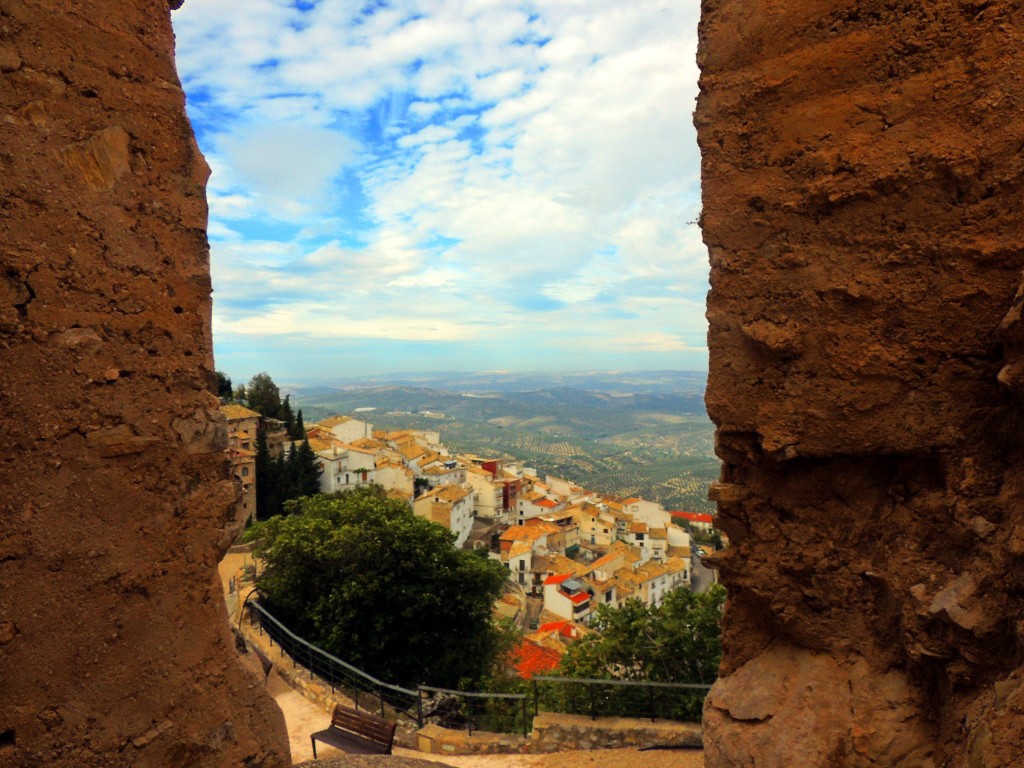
(224, 366, 709, 393)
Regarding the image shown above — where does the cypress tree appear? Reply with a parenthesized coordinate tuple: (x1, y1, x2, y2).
(274, 450, 290, 517)
(296, 438, 322, 497)
(282, 395, 295, 437)
(254, 427, 274, 520)
(293, 409, 306, 440)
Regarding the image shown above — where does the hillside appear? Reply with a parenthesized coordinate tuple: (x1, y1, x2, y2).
(290, 371, 717, 512)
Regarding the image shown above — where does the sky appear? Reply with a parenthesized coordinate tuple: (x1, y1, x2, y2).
(171, 0, 706, 384)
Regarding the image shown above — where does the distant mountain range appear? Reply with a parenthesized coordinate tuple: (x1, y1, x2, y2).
(286, 369, 708, 398)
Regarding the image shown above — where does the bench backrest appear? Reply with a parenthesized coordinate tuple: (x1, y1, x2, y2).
(331, 705, 397, 745)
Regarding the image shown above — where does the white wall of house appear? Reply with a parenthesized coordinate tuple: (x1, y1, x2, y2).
(542, 580, 591, 624)
(625, 499, 672, 529)
(326, 418, 373, 443)
(413, 487, 475, 548)
(667, 524, 692, 550)
(374, 464, 414, 498)
(542, 582, 576, 622)
(466, 471, 503, 519)
(449, 493, 474, 548)
(509, 549, 532, 586)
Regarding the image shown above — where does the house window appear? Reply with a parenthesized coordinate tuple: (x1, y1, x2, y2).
(605, 592, 612, 603)
(241, 467, 249, 477)
(636, 533, 644, 541)
(519, 560, 525, 571)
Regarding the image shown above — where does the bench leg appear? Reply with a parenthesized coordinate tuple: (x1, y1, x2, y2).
(311, 736, 317, 760)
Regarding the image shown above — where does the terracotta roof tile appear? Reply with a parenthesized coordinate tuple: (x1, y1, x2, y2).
(221, 404, 261, 420)
(511, 640, 562, 679)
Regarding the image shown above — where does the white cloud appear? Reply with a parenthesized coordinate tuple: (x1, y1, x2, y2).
(608, 332, 706, 354)
(215, 123, 359, 215)
(173, 0, 707, 375)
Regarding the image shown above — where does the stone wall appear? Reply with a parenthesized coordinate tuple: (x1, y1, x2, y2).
(697, 1, 1024, 765)
(0, 1, 290, 765)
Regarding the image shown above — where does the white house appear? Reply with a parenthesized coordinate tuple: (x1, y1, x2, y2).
(465, 465, 505, 520)
(373, 462, 415, 499)
(318, 415, 373, 444)
(517, 491, 565, 525)
(542, 574, 593, 624)
(621, 497, 672, 529)
(412, 484, 475, 548)
(312, 443, 377, 494)
(419, 460, 466, 488)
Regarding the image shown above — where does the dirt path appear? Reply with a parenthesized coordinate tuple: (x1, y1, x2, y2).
(396, 747, 704, 768)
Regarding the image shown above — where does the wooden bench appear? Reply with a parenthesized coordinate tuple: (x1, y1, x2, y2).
(310, 704, 397, 759)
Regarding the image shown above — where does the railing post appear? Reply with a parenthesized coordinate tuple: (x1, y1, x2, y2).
(522, 695, 528, 738)
(417, 690, 424, 729)
(532, 679, 538, 719)
(589, 682, 596, 721)
(467, 696, 473, 737)
(648, 684, 654, 722)
(379, 686, 385, 719)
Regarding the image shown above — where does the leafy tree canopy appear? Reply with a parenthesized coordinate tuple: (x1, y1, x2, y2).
(247, 372, 282, 419)
(559, 584, 725, 686)
(250, 487, 509, 689)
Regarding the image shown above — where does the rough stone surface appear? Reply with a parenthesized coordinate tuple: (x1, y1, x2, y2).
(698, 1, 1024, 765)
(0, 1, 290, 766)
(294, 758, 454, 768)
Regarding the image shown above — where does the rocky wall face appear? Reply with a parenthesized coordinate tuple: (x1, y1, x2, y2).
(698, 1, 1024, 765)
(0, 1, 290, 765)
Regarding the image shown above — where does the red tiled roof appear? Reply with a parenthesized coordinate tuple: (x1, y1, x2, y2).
(538, 621, 581, 640)
(539, 621, 570, 633)
(536, 499, 558, 508)
(544, 573, 571, 586)
(672, 511, 714, 525)
(568, 591, 589, 605)
(511, 640, 562, 679)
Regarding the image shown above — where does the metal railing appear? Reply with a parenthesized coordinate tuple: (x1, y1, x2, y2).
(245, 599, 423, 726)
(244, 600, 710, 735)
(531, 675, 711, 723)
(419, 685, 530, 737)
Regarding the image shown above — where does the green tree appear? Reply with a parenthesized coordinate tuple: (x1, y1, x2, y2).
(559, 584, 725, 685)
(293, 409, 306, 440)
(254, 428, 278, 521)
(233, 383, 247, 402)
(251, 487, 509, 688)
(247, 372, 282, 419)
(216, 371, 233, 400)
(293, 438, 322, 497)
(272, 450, 290, 517)
(282, 394, 295, 436)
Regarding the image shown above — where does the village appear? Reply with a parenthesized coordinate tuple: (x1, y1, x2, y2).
(222, 403, 720, 679)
